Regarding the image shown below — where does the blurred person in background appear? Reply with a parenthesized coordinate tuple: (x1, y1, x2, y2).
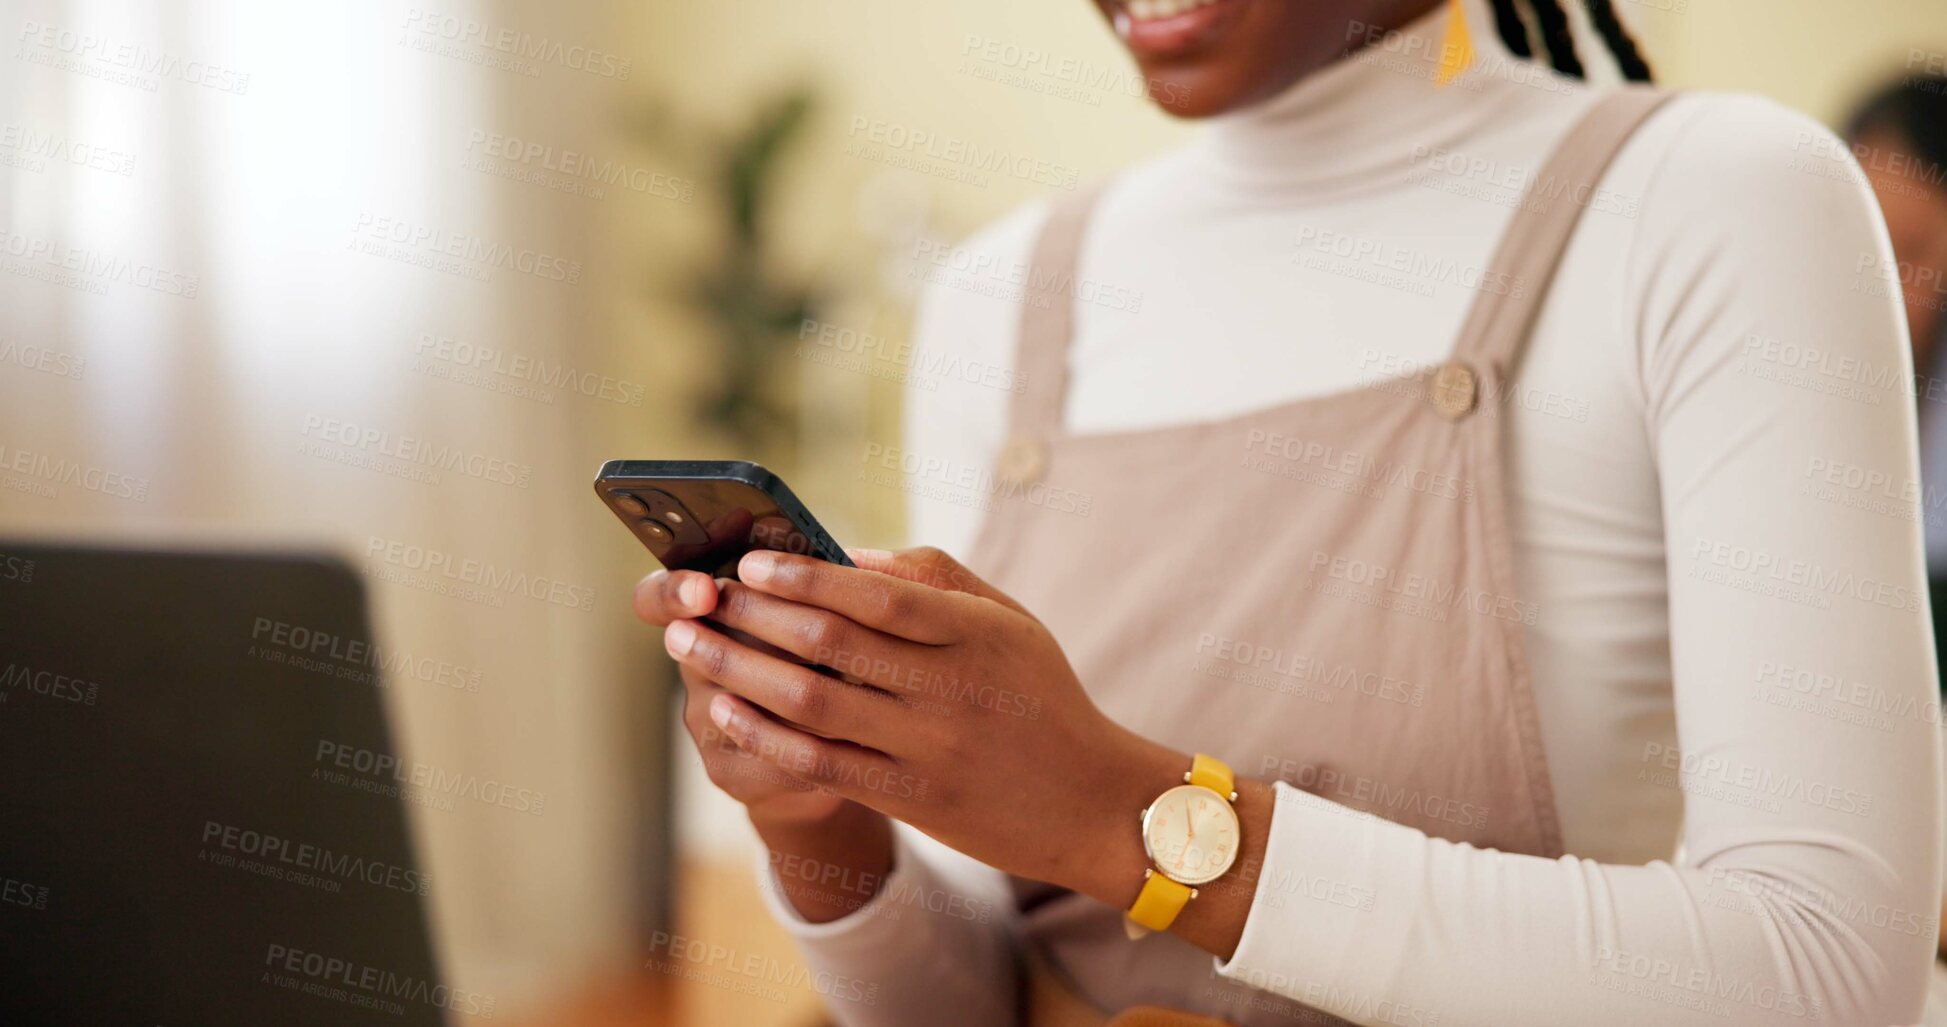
(640, 1, 1942, 1023)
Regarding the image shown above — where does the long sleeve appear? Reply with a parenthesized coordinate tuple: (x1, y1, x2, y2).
(756, 824, 1020, 1026)
(1213, 96, 1943, 1025)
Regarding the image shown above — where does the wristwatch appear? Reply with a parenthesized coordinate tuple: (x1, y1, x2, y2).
(1124, 753, 1240, 938)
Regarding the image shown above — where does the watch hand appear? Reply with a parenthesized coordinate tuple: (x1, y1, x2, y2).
(1185, 805, 1194, 840)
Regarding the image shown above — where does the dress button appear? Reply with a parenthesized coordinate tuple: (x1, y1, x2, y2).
(1432, 361, 1479, 420)
(996, 435, 1048, 485)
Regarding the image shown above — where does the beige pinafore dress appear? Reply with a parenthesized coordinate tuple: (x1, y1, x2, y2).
(960, 89, 1675, 1027)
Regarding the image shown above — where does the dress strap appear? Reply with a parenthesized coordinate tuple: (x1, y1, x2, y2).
(1005, 186, 1106, 445)
(1450, 88, 1676, 374)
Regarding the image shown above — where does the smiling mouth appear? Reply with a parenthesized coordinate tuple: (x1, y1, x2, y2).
(1110, 0, 1251, 58)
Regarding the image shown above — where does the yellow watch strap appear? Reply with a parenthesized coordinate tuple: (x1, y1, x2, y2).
(1188, 753, 1234, 799)
(1128, 871, 1194, 932)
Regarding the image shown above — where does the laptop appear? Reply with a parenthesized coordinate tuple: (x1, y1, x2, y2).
(0, 543, 449, 1025)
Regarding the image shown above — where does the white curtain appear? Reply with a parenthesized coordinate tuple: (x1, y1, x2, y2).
(1, 0, 652, 1006)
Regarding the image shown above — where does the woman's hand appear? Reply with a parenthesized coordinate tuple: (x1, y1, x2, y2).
(634, 568, 844, 822)
(661, 546, 1188, 906)
(636, 567, 894, 923)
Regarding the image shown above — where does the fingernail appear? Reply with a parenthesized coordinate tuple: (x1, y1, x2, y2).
(846, 548, 893, 563)
(709, 693, 734, 730)
(740, 551, 776, 583)
(665, 619, 696, 657)
(679, 575, 710, 611)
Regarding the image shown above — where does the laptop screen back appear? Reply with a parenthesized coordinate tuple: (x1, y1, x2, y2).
(0, 544, 448, 1025)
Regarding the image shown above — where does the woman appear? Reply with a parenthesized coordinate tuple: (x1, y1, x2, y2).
(637, 0, 1942, 1023)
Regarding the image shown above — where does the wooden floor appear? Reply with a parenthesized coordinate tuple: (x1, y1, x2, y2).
(493, 854, 831, 1027)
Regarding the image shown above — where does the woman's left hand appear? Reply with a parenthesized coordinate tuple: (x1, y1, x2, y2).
(662, 545, 1182, 905)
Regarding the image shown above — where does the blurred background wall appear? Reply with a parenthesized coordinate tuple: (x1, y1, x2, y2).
(1, 0, 1943, 1022)
(0, 0, 657, 1011)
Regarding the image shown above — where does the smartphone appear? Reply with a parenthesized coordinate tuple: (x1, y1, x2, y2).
(593, 460, 853, 578)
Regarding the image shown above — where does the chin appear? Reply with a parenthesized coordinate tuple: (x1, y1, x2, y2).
(1142, 70, 1239, 119)
(1092, 0, 1347, 119)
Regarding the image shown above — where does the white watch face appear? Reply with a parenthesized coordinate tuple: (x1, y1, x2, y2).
(1141, 784, 1238, 886)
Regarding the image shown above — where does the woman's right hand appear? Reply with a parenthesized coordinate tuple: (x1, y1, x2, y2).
(634, 567, 849, 824)
(636, 566, 896, 922)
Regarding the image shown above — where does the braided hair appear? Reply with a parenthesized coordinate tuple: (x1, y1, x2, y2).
(1488, 0, 1655, 83)
(1487, 0, 1534, 59)
(1584, 0, 1654, 81)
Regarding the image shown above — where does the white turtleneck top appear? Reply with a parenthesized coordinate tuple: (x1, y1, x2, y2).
(763, 2, 1943, 1023)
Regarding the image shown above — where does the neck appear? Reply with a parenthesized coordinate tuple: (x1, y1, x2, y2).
(1192, 0, 1572, 194)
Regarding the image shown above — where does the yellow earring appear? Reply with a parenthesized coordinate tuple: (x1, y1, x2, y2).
(1436, 0, 1476, 87)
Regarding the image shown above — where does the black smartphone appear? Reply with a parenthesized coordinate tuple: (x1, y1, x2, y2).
(593, 460, 853, 578)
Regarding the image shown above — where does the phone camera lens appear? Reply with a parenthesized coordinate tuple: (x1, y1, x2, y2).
(639, 519, 673, 543)
(613, 493, 649, 517)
